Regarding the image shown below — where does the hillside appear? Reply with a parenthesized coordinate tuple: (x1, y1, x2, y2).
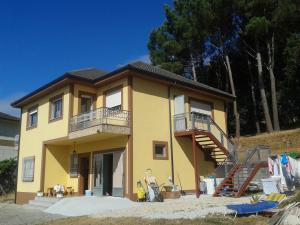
(233, 128, 300, 155)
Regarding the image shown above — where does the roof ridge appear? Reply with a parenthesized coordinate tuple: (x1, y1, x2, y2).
(66, 67, 97, 73)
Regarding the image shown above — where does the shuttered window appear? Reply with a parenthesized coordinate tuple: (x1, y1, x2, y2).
(190, 100, 212, 116)
(27, 107, 38, 128)
(105, 89, 122, 111)
(22, 156, 35, 182)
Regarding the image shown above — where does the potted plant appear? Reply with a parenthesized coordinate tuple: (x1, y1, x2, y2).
(53, 184, 64, 198)
(36, 190, 44, 197)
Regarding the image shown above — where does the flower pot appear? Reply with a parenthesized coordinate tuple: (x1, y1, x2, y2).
(36, 192, 44, 197)
(56, 193, 64, 198)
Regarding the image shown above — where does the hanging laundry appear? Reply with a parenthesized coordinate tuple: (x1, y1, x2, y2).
(282, 165, 294, 191)
(274, 158, 280, 176)
(268, 157, 274, 174)
(281, 153, 289, 166)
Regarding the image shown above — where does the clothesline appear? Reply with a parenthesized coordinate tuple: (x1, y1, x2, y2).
(268, 153, 299, 192)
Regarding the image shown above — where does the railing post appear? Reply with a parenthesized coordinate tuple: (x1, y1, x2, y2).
(207, 120, 211, 132)
(220, 132, 224, 145)
(191, 112, 195, 130)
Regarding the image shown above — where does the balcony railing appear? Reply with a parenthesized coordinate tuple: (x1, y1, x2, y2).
(69, 107, 131, 133)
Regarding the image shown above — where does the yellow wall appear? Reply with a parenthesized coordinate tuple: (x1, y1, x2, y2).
(132, 77, 172, 188)
(44, 145, 70, 190)
(18, 85, 71, 193)
(132, 77, 225, 192)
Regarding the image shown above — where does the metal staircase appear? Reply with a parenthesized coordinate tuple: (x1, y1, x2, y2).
(213, 146, 270, 197)
(174, 112, 236, 166)
(173, 112, 271, 198)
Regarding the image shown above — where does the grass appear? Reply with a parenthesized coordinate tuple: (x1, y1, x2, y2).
(39, 215, 268, 225)
(0, 192, 15, 203)
(233, 128, 300, 153)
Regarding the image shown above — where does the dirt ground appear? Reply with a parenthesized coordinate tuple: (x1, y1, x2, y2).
(39, 215, 268, 225)
(0, 193, 15, 203)
(234, 128, 300, 153)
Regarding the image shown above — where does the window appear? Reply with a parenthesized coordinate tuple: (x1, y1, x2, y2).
(27, 106, 38, 129)
(105, 87, 122, 111)
(49, 94, 63, 121)
(190, 99, 212, 117)
(80, 94, 94, 114)
(70, 154, 78, 177)
(22, 156, 35, 182)
(153, 141, 168, 160)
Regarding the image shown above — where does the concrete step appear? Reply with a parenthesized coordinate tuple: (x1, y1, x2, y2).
(34, 196, 60, 203)
(29, 200, 54, 208)
(24, 197, 60, 211)
(23, 204, 48, 211)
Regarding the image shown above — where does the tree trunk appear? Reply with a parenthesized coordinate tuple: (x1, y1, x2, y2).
(225, 55, 240, 138)
(267, 35, 280, 131)
(256, 52, 274, 133)
(247, 58, 261, 134)
(190, 54, 197, 81)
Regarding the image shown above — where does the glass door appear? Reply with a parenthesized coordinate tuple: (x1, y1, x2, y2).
(93, 153, 103, 196)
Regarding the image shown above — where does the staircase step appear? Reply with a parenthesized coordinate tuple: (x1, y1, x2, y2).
(24, 197, 59, 211)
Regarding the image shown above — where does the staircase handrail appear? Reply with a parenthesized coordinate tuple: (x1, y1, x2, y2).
(191, 112, 237, 161)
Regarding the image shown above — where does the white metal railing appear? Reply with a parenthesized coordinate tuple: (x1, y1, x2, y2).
(69, 107, 131, 132)
(173, 112, 236, 159)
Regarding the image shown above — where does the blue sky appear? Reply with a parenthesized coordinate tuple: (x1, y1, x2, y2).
(0, 0, 172, 116)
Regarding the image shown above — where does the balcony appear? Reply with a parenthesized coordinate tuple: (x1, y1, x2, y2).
(69, 107, 131, 140)
(173, 112, 236, 156)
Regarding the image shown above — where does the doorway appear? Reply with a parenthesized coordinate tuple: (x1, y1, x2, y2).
(103, 154, 113, 195)
(93, 150, 124, 197)
(78, 155, 90, 195)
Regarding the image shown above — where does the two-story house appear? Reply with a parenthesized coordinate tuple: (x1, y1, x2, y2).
(0, 112, 20, 161)
(12, 61, 235, 204)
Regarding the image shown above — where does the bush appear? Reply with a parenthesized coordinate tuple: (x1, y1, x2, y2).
(0, 158, 17, 195)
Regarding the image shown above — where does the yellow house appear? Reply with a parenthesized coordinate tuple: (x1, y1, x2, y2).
(11, 61, 235, 204)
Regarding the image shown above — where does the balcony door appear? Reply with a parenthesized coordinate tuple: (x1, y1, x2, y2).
(174, 95, 186, 131)
(190, 100, 212, 116)
(190, 100, 212, 131)
(80, 95, 94, 114)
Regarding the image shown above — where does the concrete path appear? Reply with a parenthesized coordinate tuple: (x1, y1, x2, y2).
(45, 196, 138, 217)
(0, 203, 64, 225)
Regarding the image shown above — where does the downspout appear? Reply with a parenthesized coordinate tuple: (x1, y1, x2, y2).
(168, 85, 175, 183)
(15, 108, 22, 204)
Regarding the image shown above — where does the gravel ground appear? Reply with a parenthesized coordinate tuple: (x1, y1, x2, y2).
(92, 195, 250, 219)
(0, 203, 64, 225)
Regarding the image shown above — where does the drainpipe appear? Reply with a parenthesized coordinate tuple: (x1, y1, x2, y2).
(15, 108, 22, 204)
(168, 85, 175, 183)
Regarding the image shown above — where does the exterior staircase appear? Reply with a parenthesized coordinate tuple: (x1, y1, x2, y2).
(23, 196, 60, 211)
(213, 146, 270, 197)
(173, 112, 271, 198)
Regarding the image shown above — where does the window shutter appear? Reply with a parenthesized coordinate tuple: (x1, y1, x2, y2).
(190, 100, 212, 116)
(22, 157, 35, 182)
(106, 89, 121, 108)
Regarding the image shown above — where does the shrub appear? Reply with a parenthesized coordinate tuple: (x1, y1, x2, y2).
(0, 158, 17, 195)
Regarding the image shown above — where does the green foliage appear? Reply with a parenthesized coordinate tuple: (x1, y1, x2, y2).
(149, 0, 300, 135)
(279, 33, 300, 125)
(0, 158, 17, 195)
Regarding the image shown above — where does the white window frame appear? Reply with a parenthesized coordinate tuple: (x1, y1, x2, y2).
(50, 95, 63, 121)
(27, 107, 38, 129)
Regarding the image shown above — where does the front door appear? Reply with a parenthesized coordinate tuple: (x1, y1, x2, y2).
(93, 150, 124, 197)
(78, 156, 89, 195)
